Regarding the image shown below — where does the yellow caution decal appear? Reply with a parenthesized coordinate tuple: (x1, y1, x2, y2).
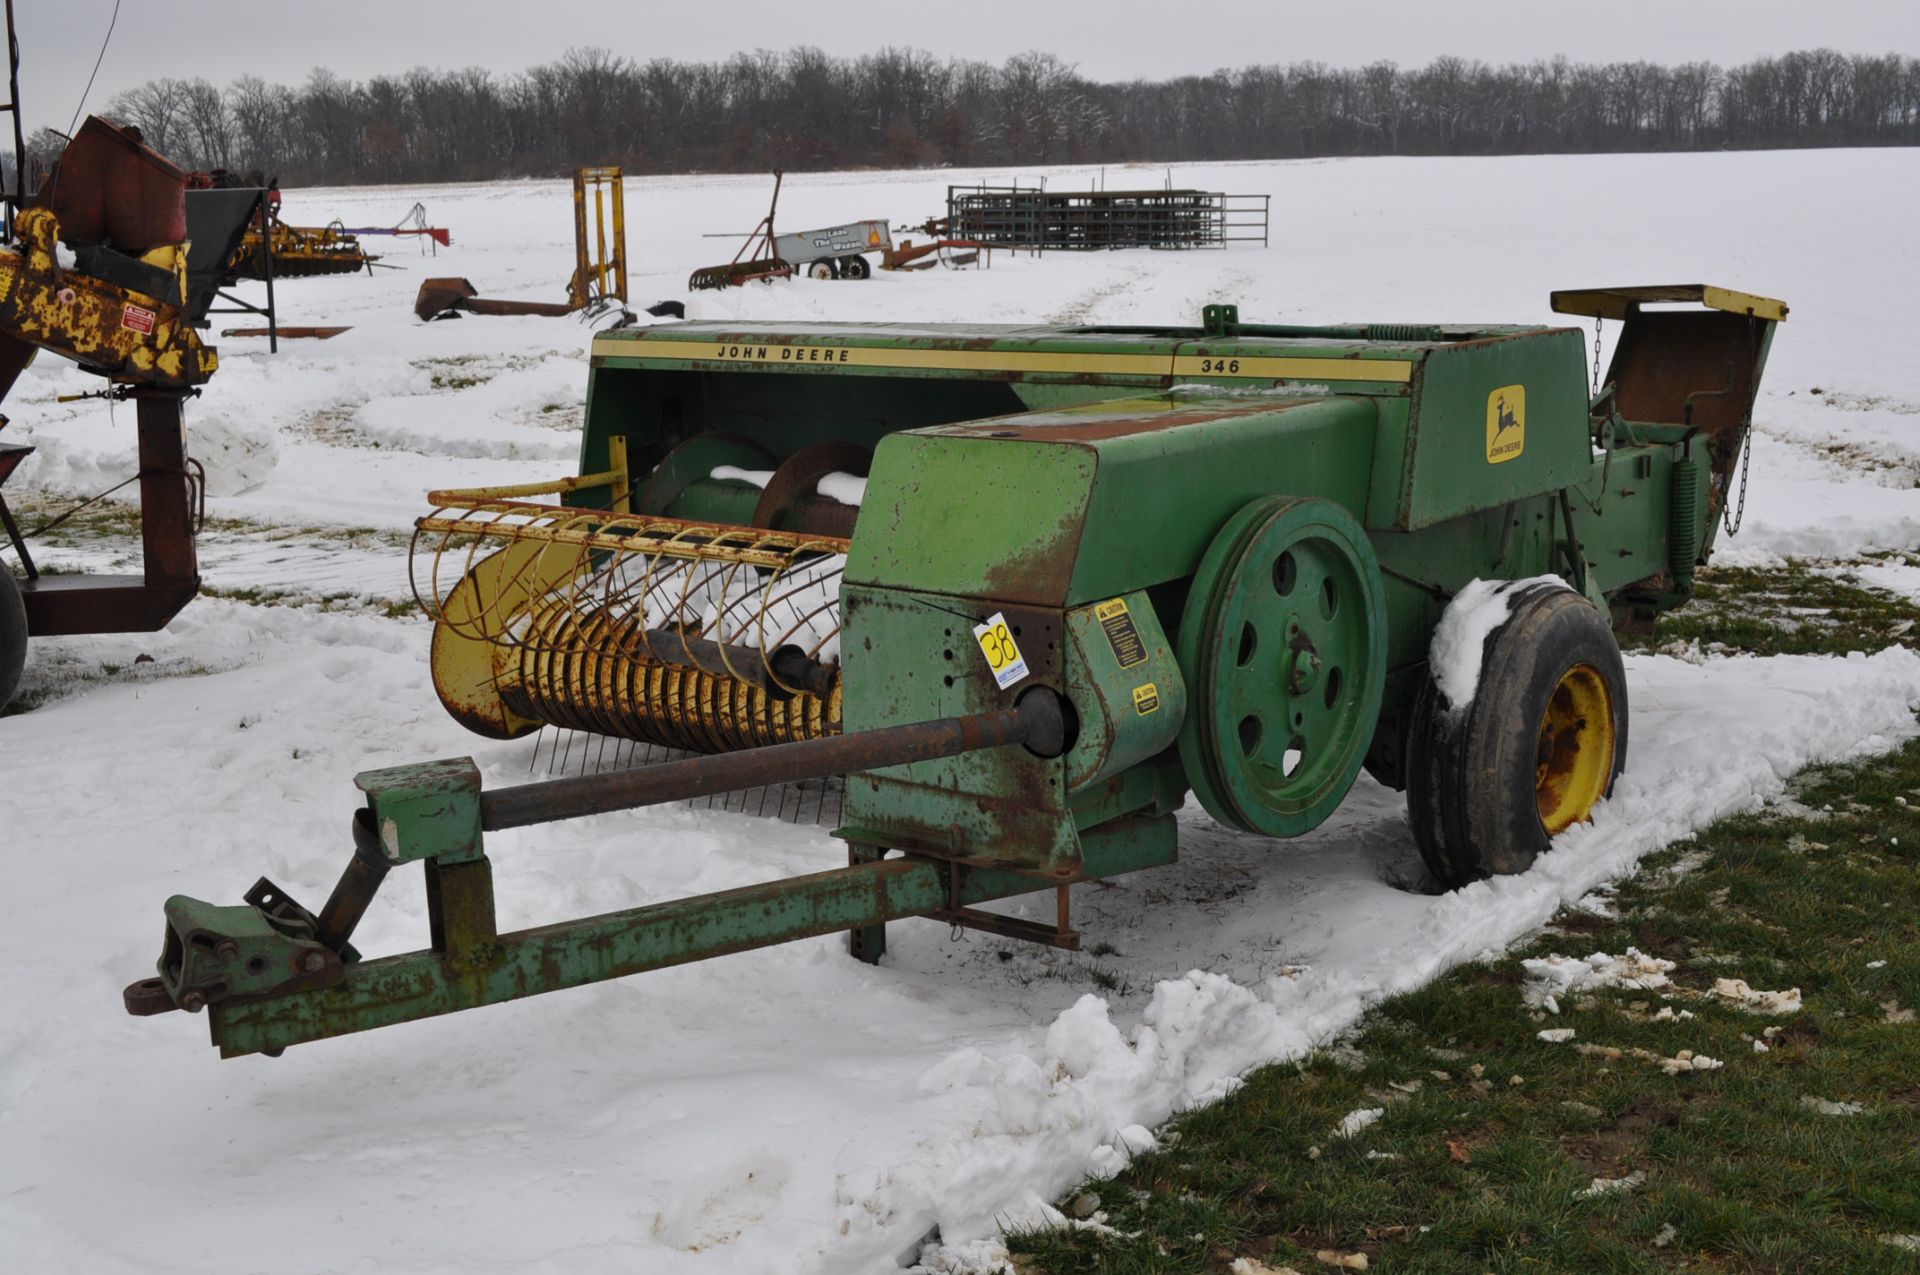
(1093, 597, 1149, 669)
(1132, 683, 1161, 715)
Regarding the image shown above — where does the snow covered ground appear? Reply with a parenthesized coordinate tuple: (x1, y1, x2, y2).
(2, 148, 1918, 1274)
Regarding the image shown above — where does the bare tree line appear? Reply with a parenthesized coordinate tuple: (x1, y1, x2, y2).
(17, 46, 1920, 187)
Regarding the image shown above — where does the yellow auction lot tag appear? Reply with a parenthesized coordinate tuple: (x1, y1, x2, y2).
(972, 611, 1030, 690)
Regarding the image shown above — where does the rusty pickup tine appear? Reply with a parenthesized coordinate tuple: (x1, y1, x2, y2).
(481, 692, 1064, 831)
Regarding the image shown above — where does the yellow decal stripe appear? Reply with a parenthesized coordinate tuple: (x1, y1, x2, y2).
(1168, 354, 1413, 384)
(593, 338, 1415, 383)
(592, 338, 1165, 376)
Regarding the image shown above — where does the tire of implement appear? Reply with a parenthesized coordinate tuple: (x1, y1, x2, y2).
(0, 567, 27, 711)
(1407, 582, 1628, 888)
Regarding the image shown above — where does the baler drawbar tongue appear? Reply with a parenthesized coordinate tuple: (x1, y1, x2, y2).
(123, 691, 1067, 1056)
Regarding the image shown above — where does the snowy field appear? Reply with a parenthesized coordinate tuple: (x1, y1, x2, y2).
(4, 149, 1920, 1274)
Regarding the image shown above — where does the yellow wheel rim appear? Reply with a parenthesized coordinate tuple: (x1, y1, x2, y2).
(1534, 663, 1615, 834)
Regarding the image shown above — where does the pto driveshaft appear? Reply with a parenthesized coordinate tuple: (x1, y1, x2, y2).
(481, 690, 1063, 830)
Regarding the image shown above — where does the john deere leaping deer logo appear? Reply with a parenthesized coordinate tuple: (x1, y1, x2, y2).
(1486, 384, 1526, 464)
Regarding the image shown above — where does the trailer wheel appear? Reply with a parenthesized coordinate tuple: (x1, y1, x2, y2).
(839, 254, 871, 280)
(807, 259, 838, 280)
(0, 566, 25, 711)
(1407, 584, 1627, 888)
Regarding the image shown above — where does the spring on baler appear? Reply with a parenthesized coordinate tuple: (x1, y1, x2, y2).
(410, 498, 849, 751)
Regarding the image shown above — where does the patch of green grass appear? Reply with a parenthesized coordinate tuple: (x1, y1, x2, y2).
(997, 948, 1137, 998)
(6, 489, 257, 547)
(1621, 559, 1920, 659)
(419, 354, 498, 392)
(1010, 568, 1920, 1274)
(4, 488, 408, 554)
(200, 583, 416, 620)
(1, 653, 220, 717)
(1011, 746, 1920, 1273)
(294, 405, 388, 450)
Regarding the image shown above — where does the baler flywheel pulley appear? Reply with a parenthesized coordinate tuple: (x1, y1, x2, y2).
(1176, 495, 1387, 837)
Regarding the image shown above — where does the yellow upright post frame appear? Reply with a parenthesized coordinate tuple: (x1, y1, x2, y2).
(569, 167, 628, 310)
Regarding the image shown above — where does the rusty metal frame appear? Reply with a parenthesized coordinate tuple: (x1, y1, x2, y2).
(0, 442, 35, 578)
(688, 172, 796, 290)
(569, 166, 627, 310)
(944, 183, 1269, 251)
(416, 167, 627, 320)
(13, 392, 201, 635)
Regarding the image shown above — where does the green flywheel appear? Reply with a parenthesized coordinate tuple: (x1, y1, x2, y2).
(1175, 495, 1387, 838)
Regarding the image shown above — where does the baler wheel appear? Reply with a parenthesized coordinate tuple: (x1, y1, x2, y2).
(1406, 583, 1628, 887)
(1175, 496, 1387, 838)
(0, 567, 25, 710)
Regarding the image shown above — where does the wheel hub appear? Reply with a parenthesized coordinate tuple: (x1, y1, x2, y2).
(1534, 662, 1615, 833)
(1287, 631, 1323, 695)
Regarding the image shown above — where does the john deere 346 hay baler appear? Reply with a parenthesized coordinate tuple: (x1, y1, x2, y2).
(126, 285, 1784, 1058)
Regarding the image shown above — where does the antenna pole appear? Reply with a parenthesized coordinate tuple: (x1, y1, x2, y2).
(2, 0, 26, 232)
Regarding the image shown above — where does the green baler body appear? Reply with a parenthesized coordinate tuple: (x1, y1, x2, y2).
(139, 298, 1790, 1057)
(571, 310, 1773, 872)
(132, 293, 1797, 1060)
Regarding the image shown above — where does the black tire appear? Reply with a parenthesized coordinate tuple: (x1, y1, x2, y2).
(1407, 583, 1628, 888)
(0, 567, 26, 711)
(840, 254, 871, 280)
(807, 259, 838, 280)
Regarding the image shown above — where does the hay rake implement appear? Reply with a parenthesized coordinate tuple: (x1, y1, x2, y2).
(688, 171, 795, 290)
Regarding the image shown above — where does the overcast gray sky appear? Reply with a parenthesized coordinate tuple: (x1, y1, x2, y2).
(13, 1, 1920, 134)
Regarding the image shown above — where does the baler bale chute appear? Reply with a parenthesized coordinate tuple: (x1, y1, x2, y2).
(125, 286, 1787, 1059)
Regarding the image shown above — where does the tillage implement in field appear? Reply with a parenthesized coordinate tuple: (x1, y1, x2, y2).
(124, 286, 1787, 1058)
